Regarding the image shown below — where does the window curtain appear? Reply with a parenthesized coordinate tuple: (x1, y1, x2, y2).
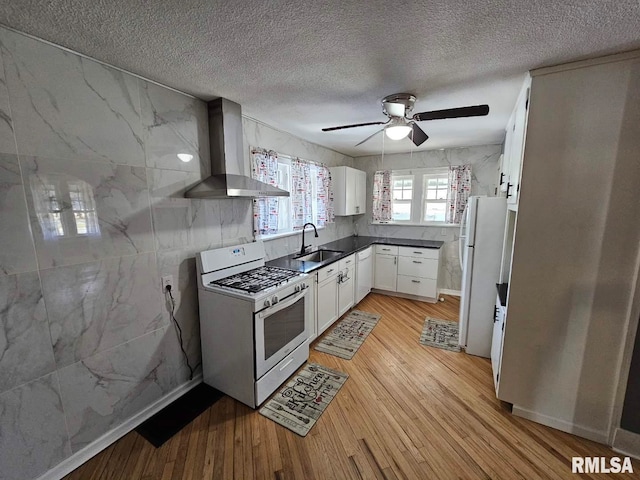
(446, 165, 472, 224)
(251, 147, 334, 235)
(316, 165, 334, 226)
(251, 149, 279, 235)
(372, 170, 392, 222)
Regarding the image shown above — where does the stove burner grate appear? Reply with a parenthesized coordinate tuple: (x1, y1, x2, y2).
(210, 266, 301, 294)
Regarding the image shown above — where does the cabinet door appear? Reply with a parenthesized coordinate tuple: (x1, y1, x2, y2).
(374, 254, 397, 291)
(344, 167, 357, 215)
(355, 251, 372, 304)
(354, 169, 366, 215)
(491, 298, 504, 392)
(316, 275, 339, 335)
(507, 82, 530, 205)
(338, 266, 355, 316)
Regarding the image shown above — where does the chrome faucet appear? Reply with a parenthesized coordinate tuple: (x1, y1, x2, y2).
(299, 223, 319, 256)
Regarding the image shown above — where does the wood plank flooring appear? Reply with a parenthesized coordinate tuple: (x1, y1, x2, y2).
(64, 294, 639, 479)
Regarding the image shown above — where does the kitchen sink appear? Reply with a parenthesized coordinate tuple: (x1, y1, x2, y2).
(295, 249, 343, 263)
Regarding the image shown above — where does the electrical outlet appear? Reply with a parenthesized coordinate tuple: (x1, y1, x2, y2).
(161, 275, 174, 292)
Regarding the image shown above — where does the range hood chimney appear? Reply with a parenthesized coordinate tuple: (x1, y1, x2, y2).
(184, 98, 289, 199)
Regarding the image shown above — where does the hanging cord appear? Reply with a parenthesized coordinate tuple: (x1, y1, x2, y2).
(165, 286, 199, 380)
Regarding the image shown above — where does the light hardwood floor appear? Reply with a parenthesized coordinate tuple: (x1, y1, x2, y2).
(64, 294, 638, 479)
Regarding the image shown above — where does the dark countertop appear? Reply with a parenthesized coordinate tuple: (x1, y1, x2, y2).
(267, 236, 444, 273)
(496, 283, 508, 307)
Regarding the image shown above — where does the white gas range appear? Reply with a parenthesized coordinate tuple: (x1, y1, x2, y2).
(196, 241, 310, 408)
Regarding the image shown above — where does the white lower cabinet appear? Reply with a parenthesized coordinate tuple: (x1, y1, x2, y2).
(374, 245, 398, 291)
(316, 270, 339, 336)
(315, 254, 356, 337)
(374, 244, 440, 302)
(491, 294, 506, 392)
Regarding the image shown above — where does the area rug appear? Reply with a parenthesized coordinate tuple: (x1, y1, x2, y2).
(420, 317, 462, 352)
(314, 310, 382, 360)
(259, 363, 348, 436)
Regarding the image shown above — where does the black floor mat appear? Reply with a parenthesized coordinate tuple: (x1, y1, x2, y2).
(135, 382, 223, 448)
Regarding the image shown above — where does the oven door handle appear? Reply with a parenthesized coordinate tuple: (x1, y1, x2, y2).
(258, 288, 308, 318)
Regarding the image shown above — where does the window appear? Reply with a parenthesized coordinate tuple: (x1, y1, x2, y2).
(423, 172, 448, 223)
(391, 174, 413, 222)
(373, 167, 466, 225)
(252, 149, 333, 238)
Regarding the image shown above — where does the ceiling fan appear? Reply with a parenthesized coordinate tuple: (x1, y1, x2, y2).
(322, 93, 489, 147)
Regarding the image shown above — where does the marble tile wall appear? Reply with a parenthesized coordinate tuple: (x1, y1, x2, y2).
(0, 27, 356, 480)
(353, 145, 502, 291)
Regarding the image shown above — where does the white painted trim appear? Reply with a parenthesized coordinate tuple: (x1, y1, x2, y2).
(531, 49, 640, 78)
(36, 375, 203, 480)
(439, 289, 461, 297)
(612, 428, 640, 461)
(512, 405, 609, 444)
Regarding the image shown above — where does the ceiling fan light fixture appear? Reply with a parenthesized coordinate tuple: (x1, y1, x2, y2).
(385, 124, 412, 140)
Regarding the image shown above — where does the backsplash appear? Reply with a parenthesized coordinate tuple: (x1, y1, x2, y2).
(0, 27, 353, 480)
(353, 145, 501, 291)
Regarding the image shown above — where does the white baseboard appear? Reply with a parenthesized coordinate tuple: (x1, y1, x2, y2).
(439, 289, 461, 297)
(37, 375, 203, 480)
(512, 405, 609, 444)
(613, 428, 640, 460)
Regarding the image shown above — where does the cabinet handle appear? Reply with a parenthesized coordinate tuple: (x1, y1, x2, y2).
(327, 269, 334, 273)
(394, 257, 397, 265)
(413, 251, 422, 254)
(346, 260, 352, 264)
(382, 248, 391, 251)
(506, 182, 513, 199)
(412, 280, 421, 283)
(499, 172, 505, 186)
(413, 260, 422, 264)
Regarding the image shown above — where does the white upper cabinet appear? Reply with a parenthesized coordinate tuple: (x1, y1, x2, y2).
(331, 166, 367, 216)
(500, 75, 531, 207)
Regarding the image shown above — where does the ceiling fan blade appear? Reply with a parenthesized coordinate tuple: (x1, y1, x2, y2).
(413, 104, 489, 122)
(410, 123, 429, 147)
(322, 121, 386, 132)
(355, 128, 385, 146)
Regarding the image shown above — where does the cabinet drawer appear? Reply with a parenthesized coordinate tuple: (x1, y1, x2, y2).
(397, 256, 438, 279)
(317, 264, 339, 283)
(375, 244, 398, 255)
(398, 246, 439, 260)
(339, 254, 355, 271)
(397, 276, 437, 298)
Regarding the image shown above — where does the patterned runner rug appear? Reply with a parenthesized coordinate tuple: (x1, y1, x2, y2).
(314, 310, 381, 360)
(420, 317, 462, 352)
(259, 363, 348, 436)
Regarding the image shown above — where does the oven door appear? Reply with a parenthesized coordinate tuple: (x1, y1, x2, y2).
(255, 288, 309, 378)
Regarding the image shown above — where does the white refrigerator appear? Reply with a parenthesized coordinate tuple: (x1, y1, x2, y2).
(458, 196, 507, 357)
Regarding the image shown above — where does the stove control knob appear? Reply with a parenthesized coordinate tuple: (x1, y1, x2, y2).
(294, 284, 301, 293)
(264, 299, 271, 308)
(272, 295, 279, 304)
(300, 282, 307, 290)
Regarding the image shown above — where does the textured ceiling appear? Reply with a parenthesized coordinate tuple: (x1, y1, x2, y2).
(0, 1, 639, 156)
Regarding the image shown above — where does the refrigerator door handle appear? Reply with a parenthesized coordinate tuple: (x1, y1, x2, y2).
(459, 203, 469, 270)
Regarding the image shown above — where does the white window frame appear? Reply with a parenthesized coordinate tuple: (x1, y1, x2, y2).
(373, 167, 458, 226)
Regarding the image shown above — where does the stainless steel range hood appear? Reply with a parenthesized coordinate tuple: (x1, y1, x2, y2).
(185, 98, 289, 199)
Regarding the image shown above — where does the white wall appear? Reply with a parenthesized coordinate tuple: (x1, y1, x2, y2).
(499, 53, 640, 442)
(353, 145, 501, 291)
